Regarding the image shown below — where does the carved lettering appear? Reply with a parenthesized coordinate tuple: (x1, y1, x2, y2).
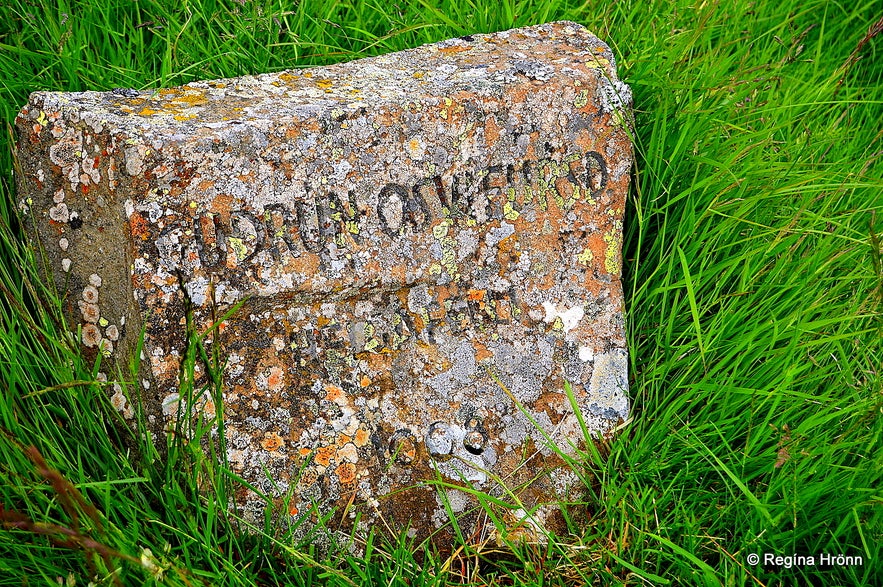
(328, 190, 360, 246)
(155, 151, 609, 269)
(263, 203, 303, 260)
(583, 151, 608, 196)
(412, 177, 444, 221)
(295, 196, 322, 253)
(378, 183, 408, 236)
(227, 211, 265, 264)
(449, 170, 478, 218)
(482, 164, 506, 220)
(195, 214, 226, 269)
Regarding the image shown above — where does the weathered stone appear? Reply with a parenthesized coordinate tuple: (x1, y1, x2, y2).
(15, 21, 632, 544)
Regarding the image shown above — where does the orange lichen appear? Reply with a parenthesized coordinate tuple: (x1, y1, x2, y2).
(261, 432, 284, 452)
(412, 314, 425, 331)
(373, 106, 403, 128)
(439, 45, 470, 55)
(314, 446, 334, 467)
(150, 353, 180, 381)
(555, 177, 575, 200)
(336, 462, 357, 484)
(467, 289, 486, 301)
(485, 116, 501, 147)
(210, 193, 234, 215)
(128, 211, 150, 241)
(354, 429, 370, 447)
(267, 366, 284, 392)
(284, 252, 320, 278)
(494, 300, 513, 322)
(324, 384, 344, 403)
(574, 129, 596, 151)
(298, 469, 318, 487)
(171, 91, 206, 106)
(472, 341, 493, 362)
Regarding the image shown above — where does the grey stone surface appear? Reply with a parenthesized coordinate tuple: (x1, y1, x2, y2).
(16, 21, 633, 543)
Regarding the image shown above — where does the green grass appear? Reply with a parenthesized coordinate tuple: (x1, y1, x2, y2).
(1, 0, 881, 584)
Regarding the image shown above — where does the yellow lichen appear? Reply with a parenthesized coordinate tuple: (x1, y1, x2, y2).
(574, 89, 589, 108)
(228, 237, 247, 261)
(171, 92, 206, 106)
(432, 222, 449, 239)
(603, 232, 621, 274)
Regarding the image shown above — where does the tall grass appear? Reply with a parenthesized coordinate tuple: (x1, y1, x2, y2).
(1, 0, 881, 584)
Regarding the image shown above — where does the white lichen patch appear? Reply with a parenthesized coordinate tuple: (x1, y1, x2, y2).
(541, 301, 584, 332)
(183, 276, 209, 306)
(48, 203, 69, 222)
(98, 338, 114, 357)
(578, 345, 594, 362)
(110, 383, 134, 419)
(587, 349, 629, 420)
(162, 393, 181, 416)
(124, 144, 146, 176)
(82, 285, 99, 303)
(78, 301, 99, 323)
(81, 323, 101, 347)
(337, 443, 358, 463)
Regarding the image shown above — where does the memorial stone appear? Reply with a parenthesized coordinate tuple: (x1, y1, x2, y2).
(16, 21, 633, 542)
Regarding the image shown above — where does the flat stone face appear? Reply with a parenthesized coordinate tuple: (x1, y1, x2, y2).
(16, 21, 632, 542)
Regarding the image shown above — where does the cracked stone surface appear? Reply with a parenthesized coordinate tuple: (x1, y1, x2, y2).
(16, 21, 633, 544)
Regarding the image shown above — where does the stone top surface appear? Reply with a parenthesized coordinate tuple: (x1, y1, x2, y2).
(30, 21, 629, 134)
(16, 21, 633, 546)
